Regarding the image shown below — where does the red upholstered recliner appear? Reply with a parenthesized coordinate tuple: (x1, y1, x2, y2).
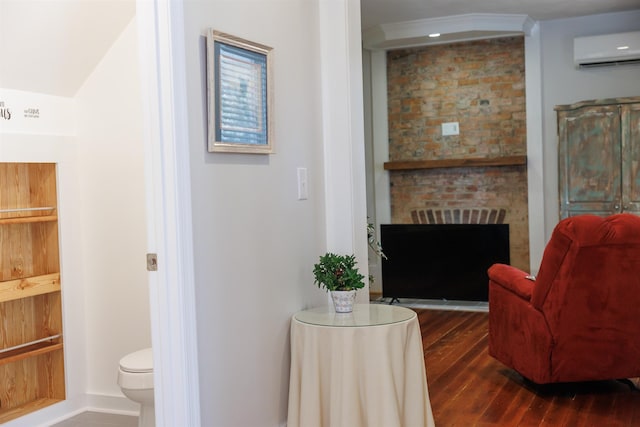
(488, 213, 640, 384)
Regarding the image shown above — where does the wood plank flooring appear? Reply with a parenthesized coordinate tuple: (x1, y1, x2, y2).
(415, 309, 640, 427)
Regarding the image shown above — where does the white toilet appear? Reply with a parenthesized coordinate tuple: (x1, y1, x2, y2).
(118, 348, 155, 427)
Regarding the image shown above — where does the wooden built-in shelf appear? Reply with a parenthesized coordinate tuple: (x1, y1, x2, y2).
(0, 273, 61, 303)
(0, 398, 63, 424)
(383, 155, 527, 171)
(0, 163, 65, 421)
(0, 341, 63, 366)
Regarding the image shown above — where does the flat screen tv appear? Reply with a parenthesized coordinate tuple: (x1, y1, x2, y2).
(380, 224, 510, 302)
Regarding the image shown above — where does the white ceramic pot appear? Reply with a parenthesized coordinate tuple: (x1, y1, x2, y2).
(331, 290, 357, 313)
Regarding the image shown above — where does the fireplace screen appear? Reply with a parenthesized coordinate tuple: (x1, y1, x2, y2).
(380, 224, 510, 302)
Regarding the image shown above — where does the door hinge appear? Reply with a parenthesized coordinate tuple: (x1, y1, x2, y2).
(147, 253, 158, 271)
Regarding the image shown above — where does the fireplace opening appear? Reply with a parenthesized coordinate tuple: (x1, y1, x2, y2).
(380, 224, 510, 302)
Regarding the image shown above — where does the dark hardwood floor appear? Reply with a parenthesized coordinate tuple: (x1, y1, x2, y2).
(415, 309, 640, 427)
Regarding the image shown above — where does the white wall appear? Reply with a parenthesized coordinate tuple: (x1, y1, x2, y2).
(182, 0, 364, 425)
(0, 89, 75, 135)
(75, 18, 151, 399)
(539, 10, 640, 238)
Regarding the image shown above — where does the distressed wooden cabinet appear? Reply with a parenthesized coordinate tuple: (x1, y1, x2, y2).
(556, 97, 640, 219)
(0, 163, 65, 423)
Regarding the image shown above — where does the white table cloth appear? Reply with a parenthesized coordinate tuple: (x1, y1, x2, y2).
(287, 304, 435, 427)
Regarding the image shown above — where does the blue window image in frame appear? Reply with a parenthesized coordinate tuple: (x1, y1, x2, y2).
(207, 30, 274, 154)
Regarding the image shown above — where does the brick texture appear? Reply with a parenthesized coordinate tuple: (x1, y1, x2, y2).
(386, 36, 530, 271)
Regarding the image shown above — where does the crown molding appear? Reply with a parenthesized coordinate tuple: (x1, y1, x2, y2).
(363, 13, 536, 50)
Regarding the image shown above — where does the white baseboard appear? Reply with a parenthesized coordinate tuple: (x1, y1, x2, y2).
(2, 393, 139, 427)
(84, 393, 140, 416)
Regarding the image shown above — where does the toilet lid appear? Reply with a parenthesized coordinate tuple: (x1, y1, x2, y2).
(120, 348, 153, 373)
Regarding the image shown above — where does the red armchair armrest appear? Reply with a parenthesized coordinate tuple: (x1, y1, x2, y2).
(489, 263, 552, 383)
(488, 263, 535, 301)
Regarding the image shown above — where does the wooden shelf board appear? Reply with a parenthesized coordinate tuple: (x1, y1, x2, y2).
(0, 214, 57, 225)
(0, 398, 63, 424)
(0, 273, 61, 303)
(383, 155, 527, 171)
(0, 341, 63, 366)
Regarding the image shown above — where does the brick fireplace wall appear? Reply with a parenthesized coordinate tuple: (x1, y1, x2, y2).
(386, 36, 530, 271)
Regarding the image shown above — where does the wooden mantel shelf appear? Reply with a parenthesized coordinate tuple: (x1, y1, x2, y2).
(383, 155, 527, 171)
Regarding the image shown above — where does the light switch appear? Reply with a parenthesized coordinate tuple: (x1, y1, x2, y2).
(297, 167, 308, 200)
(442, 122, 460, 136)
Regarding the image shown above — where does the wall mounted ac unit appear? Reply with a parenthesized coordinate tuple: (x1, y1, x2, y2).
(574, 31, 640, 68)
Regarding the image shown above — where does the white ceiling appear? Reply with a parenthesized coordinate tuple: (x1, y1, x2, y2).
(0, 0, 638, 97)
(0, 0, 135, 97)
(361, 0, 640, 30)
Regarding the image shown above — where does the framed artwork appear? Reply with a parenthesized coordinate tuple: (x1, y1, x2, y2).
(207, 30, 274, 154)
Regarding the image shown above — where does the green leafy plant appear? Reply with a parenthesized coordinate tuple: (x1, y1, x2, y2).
(313, 253, 366, 292)
(367, 220, 387, 260)
(367, 220, 387, 285)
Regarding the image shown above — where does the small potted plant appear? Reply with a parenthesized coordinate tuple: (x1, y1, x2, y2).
(313, 253, 365, 313)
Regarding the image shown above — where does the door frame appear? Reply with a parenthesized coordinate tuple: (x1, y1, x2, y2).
(136, 1, 201, 425)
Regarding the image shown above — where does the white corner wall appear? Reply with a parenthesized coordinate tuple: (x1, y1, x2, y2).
(182, 0, 365, 425)
(75, 17, 151, 401)
(183, 2, 325, 425)
(539, 10, 640, 238)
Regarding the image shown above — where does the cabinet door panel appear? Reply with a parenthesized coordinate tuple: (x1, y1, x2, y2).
(622, 103, 640, 213)
(559, 105, 621, 217)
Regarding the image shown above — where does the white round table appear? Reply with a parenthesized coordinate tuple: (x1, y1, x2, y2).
(287, 304, 435, 427)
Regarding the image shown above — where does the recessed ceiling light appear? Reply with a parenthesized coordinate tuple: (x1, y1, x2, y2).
(428, 33, 441, 38)
(617, 45, 630, 50)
